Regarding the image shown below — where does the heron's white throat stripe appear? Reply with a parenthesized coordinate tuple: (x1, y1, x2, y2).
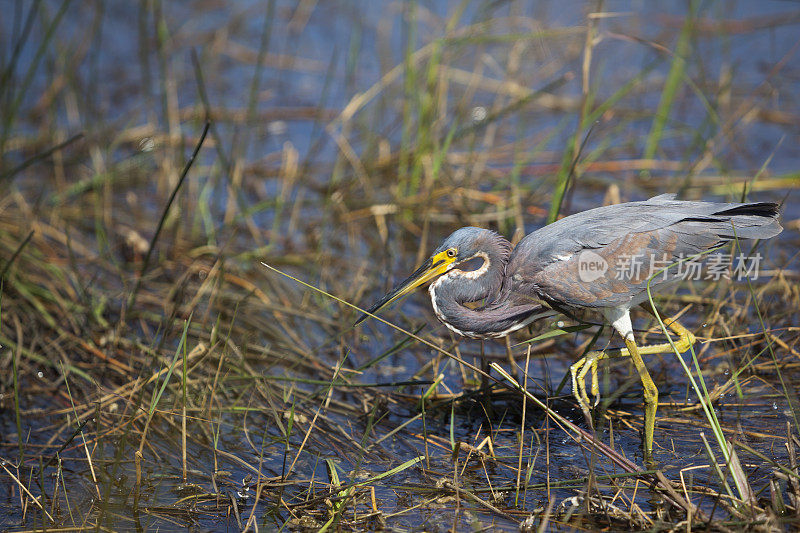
(449, 251, 490, 280)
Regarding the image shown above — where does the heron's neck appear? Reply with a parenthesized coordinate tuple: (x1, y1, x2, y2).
(428, 238, 545, 338)
(432, 252, 504, 305)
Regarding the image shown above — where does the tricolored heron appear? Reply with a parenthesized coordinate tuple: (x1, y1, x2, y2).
(356, 194, 782, 457)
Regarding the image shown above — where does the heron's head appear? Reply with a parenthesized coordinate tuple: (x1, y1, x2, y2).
(355, 227, 508, 325)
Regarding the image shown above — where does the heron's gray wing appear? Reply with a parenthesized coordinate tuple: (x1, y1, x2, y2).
(506, 196, 781, 309)
(510, 195, 780, 272)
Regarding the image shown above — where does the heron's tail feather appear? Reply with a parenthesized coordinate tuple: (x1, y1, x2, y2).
(709, 202, 783, 240)
(678, 201, 782, 241)
(711, 202, 783, 240)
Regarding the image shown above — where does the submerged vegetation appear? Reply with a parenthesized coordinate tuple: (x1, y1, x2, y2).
(0, 1, 798, 530)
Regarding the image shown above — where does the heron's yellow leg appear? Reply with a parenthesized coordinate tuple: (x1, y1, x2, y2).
(571, 316, 694, 409)
(624, 337, 658, 459)
(569, 316, 695, 456)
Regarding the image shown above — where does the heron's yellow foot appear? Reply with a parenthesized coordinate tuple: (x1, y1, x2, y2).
(570, 350, 606, 424)
(624, 314, 696, 357)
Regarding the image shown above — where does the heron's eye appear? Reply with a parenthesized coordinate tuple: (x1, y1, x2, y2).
(446, 248, 457, 258)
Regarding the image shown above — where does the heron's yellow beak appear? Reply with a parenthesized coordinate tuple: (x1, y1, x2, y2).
(355, 250, 455, 325)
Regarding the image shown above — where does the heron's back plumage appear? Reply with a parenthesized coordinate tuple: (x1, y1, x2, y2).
(507, 194, 782, 310)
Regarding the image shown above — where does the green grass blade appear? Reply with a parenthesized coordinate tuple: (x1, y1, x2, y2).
(642, 3, 695, 170)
